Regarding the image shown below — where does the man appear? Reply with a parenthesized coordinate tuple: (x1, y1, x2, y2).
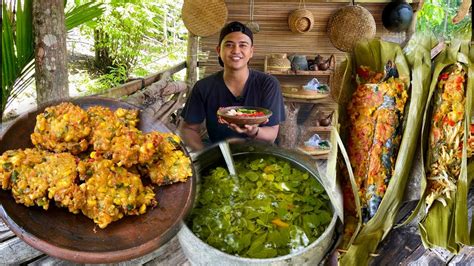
(179, 21, 285, 151)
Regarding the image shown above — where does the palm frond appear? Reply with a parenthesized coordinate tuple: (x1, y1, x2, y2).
(2, 1, 104, 117)
(5, 61, 35, 110)
(2, 2, 19, 115)
(65, 2, 104, 30)
(15, 0, 33, 67)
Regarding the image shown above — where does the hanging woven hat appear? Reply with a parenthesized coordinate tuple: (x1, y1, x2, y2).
(182, 0, 228, 37)
(327, 1, 376, 52)
(288, 9, 314, 33)
(288, 0, 314, 33)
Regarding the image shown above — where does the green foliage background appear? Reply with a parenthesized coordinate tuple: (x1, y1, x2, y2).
(79, 0, 187, 93)
(416, 0, 472, 41)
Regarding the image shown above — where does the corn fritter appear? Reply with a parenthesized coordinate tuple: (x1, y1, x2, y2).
(78, 158, 156, 229)
(1, 102, 192, 228)
(31, 102, 91, 154)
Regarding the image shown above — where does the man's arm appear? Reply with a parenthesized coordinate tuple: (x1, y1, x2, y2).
(178, 121, 204, 151)
(227, 123, 279, 143)
(252, 124, 279, 143)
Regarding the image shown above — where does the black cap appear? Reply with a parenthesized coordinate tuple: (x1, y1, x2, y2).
(218, 21, 253, 67)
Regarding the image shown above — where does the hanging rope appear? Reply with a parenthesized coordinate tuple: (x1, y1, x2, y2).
(298, 0, 306, 9)
(250, 0, 254, 22)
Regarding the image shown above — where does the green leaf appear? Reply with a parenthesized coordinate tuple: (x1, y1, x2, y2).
(246, 232, 267, 256)
(15, 0, 33, 67)
(245, 171, 259, 182)
(2, 0, 104, 116)
(65, 2, 104, 30)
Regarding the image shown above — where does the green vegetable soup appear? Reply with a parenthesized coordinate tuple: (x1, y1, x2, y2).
(189, 155, 332, 259)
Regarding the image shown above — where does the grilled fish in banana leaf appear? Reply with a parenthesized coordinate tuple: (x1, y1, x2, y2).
(338, 36, 433, 265)
(346, 71, 408, 222)
(416, 41, 473, 253)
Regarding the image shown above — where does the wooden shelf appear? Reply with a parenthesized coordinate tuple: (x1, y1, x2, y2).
(270, 53, 337, 162)
(263, 55, 335, 77)
(306, 126, 333, 132)
(283, 97, 336, 104)
(266, 69, 334, 76)
(312, 154, 329, 160)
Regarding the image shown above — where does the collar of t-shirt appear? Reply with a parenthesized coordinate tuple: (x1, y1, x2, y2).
(219, 69, 254, 103)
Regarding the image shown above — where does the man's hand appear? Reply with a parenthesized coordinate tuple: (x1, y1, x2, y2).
(229, 123, 259, 137)
(218, 114, 268, 138)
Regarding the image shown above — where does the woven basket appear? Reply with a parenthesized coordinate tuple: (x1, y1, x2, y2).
(327, 5, 376, 52)
(281, 85, 330, 100)
(182, 0, 228, 37)
(297, 145, 331, 156)
(288, 9, 314, 33)
(267, 53, 292, 72)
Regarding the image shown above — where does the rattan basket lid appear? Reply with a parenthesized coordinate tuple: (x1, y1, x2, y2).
(327, 4, 376, 52)
(182, 0, 228, 37)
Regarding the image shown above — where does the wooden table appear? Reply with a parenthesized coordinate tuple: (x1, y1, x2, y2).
(2, 203, 473, 265)
(1, 122, 472, 264)
(2, 181, 473, 265)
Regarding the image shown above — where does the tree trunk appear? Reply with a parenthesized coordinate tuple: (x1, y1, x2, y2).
(94, 29, 113, 73)
(33, 0, 69, 105)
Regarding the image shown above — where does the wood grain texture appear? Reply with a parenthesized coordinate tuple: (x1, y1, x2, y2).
(186, 32, 199, 88)
(0, 237, 43, 264)
(0, 220, 14, 242)
(0, 184, 471, 265)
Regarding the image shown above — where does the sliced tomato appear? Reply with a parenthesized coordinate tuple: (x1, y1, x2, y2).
(439, 72, 449, 80)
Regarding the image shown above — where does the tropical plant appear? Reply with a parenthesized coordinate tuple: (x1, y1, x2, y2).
(83, 0, 187, 93)
(1, 0, 104, 119)
(416, 0, 472, 41)
(2, 0, 34, 120)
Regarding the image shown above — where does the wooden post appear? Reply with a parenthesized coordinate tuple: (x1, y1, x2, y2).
(278, 102, 300, 149)
(186, 32, 199, 90)
(33, 0, 69, 105)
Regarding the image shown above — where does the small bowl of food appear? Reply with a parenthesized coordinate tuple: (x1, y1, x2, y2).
(217, 106, 272, 126)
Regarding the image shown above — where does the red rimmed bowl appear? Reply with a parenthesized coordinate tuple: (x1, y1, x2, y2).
(217, 106, 272, 126)
(0, 96, 196, 263)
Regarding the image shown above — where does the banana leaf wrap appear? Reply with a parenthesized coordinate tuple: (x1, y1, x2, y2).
(414, 41, 473, 253)
(337, 37, 432, 265)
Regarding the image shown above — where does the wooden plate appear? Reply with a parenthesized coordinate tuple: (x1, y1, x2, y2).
(0, 96, 196, 263)
(297, 145, 331, 156)
(281, 85, 329, 99)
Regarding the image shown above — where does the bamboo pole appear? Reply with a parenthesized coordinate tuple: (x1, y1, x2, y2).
(186, 32, 199, 89)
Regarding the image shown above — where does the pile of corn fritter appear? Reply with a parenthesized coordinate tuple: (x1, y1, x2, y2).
(0, 102, 192, 228)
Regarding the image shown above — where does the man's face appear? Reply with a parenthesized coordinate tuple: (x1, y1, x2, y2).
(217, 31, 254, 71)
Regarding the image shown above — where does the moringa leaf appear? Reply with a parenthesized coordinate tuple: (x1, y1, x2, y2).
(189, 155, 332, 259)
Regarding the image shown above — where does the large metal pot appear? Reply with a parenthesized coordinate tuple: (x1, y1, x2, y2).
(178, 139, 339, 265)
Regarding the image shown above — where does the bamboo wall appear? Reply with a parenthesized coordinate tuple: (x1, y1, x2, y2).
(198, 0, 413, 77)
